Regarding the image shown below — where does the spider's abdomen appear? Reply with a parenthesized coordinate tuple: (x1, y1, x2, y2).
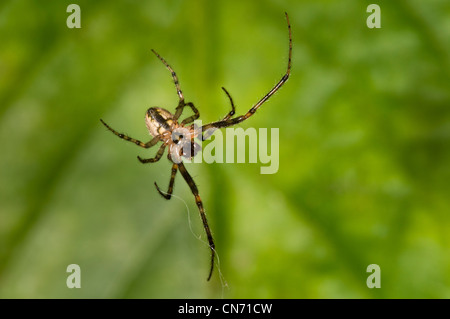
(145, 107, 175, 137)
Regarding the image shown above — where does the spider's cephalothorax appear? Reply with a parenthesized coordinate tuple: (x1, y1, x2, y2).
(100, 13, 292, 281)
(145, 107, 201, 163)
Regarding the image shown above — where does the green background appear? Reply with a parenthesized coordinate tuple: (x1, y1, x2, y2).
(1, 0, 449, 298)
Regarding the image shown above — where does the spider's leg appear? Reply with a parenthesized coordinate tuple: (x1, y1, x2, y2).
(100, 119, 160, 148)
(201, 12, 292, 132)
(180, 102, 200, 125)
(220, 86, 236, 121)
(137, 144, 166, 163)
(178, 162, 215, 281)
(154, 163, 178, 200)
(151, 49, 187, 120)
(202, 87, 236, 140)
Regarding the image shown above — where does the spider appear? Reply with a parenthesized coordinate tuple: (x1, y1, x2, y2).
(100, 12, 292, 281)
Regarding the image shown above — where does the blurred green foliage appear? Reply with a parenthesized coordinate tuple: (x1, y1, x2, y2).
(0, 0, 449, 298)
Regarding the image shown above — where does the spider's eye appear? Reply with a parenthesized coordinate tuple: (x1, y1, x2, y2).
(172, 131, 185, 144)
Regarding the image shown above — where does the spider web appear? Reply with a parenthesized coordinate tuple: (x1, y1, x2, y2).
(158, 189, 229, 296)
